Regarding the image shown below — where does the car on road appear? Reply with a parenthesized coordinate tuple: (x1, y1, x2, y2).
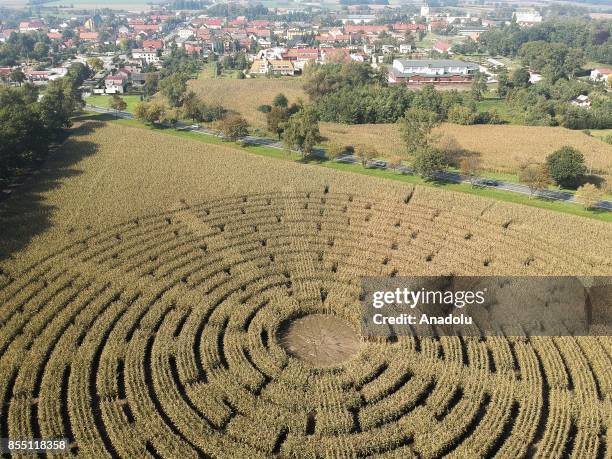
(335, 155, 357, 164)
(476, 178, 498, 187)
(367, 160, 387, 169)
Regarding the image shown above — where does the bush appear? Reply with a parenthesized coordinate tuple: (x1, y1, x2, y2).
(447, 105, 479, 125)
(413, 149, 448, 180)
(545, 146, 586, 189)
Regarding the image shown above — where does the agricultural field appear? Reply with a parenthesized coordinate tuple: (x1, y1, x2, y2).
(189, 77, 306, 128)
(188, 77, 611, 179)
(85, 94, 143, 113)
(0, 120, 611, 457)
(321, 122, 612, 178)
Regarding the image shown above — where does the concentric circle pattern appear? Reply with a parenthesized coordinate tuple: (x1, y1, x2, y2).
(0, 190, 609, 458)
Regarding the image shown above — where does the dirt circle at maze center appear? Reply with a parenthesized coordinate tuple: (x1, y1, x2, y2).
(279, 314, 362, 367)
(0, 189, 609, 458)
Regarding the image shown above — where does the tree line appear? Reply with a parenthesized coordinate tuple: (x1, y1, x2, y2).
(478, 19, 612, 66)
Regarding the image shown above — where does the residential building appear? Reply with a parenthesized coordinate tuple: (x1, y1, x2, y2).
(249, 59, 295, 76)
(433, 40, 451, 53)
(104, 74, 127, 93)
(513, 9, 543, 26)
(79, 32, 99, 41)
(590, 68, 612, 83)
(571, 95, 591, 108)
(132, 48, 160, 64)
(389, 59, 478, 84)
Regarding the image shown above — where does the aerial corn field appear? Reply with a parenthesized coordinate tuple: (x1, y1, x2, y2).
(0, 121, 610, 458)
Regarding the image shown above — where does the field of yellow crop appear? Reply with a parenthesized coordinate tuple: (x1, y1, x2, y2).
(190, 78, 611, 178)
(0, 120, 610, 458)
(190, 76, 306, 128)
(321, 122, 612, 176)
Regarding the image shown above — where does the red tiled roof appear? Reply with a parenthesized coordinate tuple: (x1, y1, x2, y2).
(79, 32, 99, 40)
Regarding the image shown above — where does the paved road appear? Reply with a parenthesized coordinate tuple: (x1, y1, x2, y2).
(84, 104, 612, 211)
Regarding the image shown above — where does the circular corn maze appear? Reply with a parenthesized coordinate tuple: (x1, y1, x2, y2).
(0, 189, 609, 458)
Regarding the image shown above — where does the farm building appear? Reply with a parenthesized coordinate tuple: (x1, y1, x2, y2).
(388, 59, 479, 84)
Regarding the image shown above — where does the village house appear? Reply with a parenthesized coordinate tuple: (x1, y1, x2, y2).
(570, 95, 591, 108)
(590, 68, 612, 83)
(132, 48, 160, 64)
(249, 58, 295, 76)
(79, 31, 99, 42)
(104, 74, 127, 94)
(19, 20, 44, 33)
(142, 39, 163, 50)
(389, 59, 478, 84)
(433, 40, 451, 54)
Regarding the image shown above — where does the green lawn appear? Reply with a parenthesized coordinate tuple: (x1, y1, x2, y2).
(85, 94, 142, 113)
(75, 111, 611, 222)
(477, 95, 521, 124)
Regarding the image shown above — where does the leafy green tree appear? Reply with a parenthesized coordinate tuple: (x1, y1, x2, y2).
(143, 73, 159, 98)
(447, 105, 479, 125)
(272, 93, 289, 108)
(87, 57, 104, 72)
(219, 114, 249, 141)
(181, 90, 201, 122)
(413, 149, 448, 180)
(283, 106, 322, 155)
(38, 78, 82, 133)
(134, 101, 165, 125)
(109, 94, 127, 118)
(470, 72, 488, 101)
(511, 67, 530, 88)
(33, 41, 49, 59)
(0, 86, 49, 179)
(497, 69, 511, 97)
(398, 107, 440, 158)
(159, 72, 188, 107)
(545, 146, 586, 188)
(66, 62, 89, 86)
(266, 106, 289, 139)
(9, 68, 25, 85)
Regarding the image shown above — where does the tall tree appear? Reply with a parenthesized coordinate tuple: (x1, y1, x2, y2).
(266, 106, 289, 139)
(159, 72, 188, 107)
(545, 146, 586, 189)
(398, 107, 440, 158)
(283, 106, 321, 155)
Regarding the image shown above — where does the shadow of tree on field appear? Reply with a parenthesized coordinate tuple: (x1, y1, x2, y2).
(0, 121, 101, 266)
